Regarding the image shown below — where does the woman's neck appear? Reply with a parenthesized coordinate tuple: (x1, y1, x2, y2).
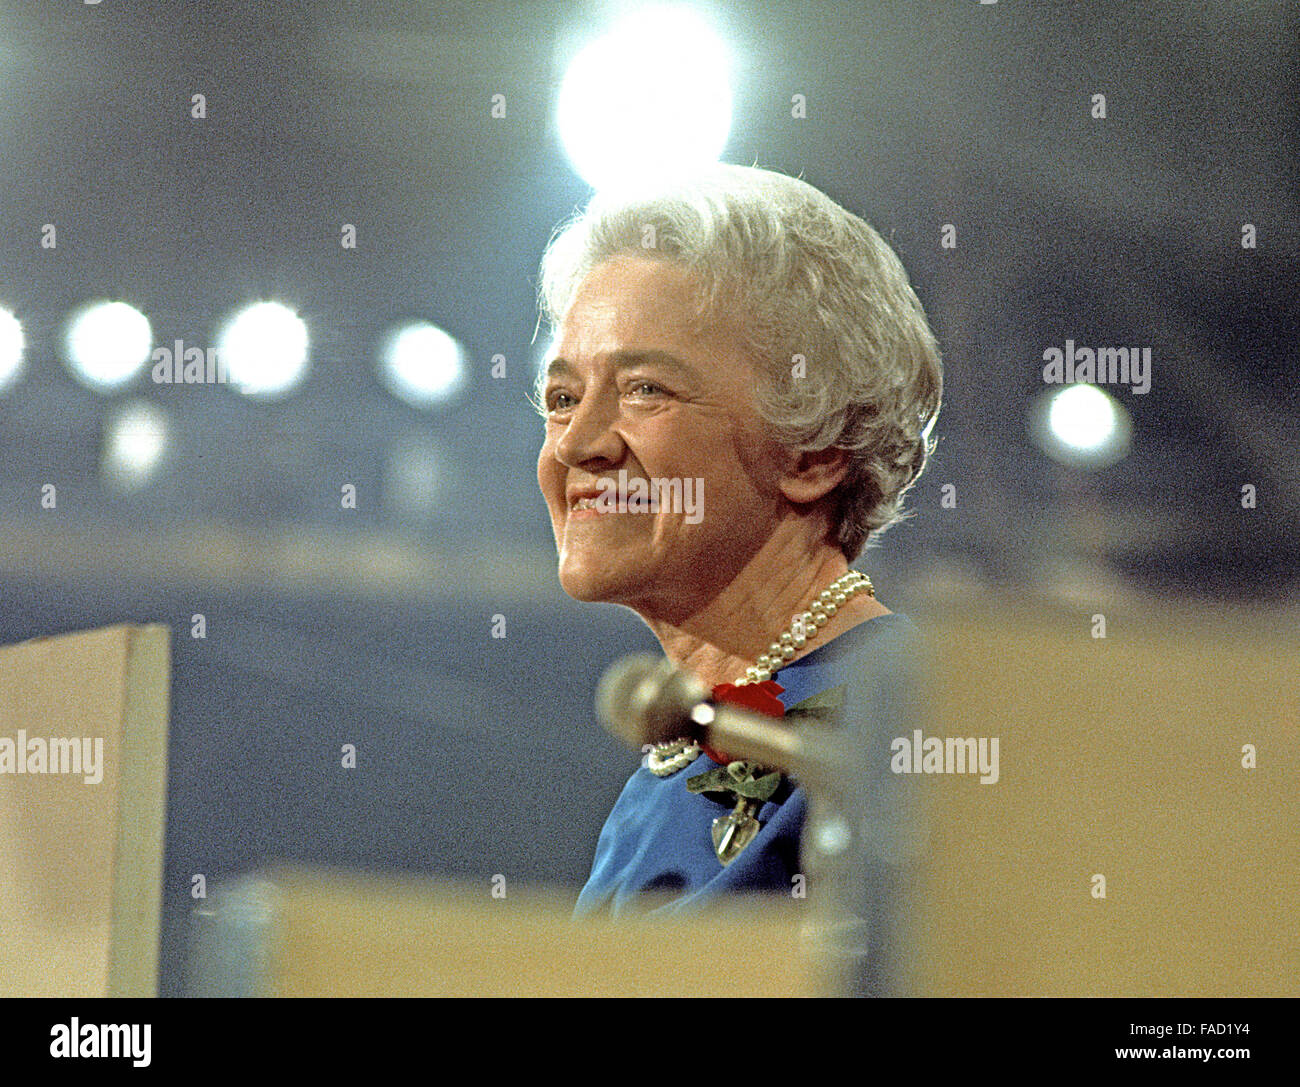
(637, 534, 890, 689)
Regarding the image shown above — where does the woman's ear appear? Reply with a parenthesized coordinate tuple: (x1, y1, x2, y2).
(777, 446, 851, 505)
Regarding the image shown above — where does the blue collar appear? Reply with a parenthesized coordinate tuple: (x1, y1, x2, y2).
(768, 612, 907, 710)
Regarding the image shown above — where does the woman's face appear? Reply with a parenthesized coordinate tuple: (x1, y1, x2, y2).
(537, 255, 787, 617)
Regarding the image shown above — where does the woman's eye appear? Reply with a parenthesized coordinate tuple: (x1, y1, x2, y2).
(546, 391, 576, 412)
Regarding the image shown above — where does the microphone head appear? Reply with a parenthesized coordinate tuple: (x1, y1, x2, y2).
(596, 653, 707, 747)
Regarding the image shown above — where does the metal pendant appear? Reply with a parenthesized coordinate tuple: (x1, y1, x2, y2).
(711, 800, 761, 866)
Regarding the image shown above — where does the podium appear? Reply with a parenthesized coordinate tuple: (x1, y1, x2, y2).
(908, 600, 1300, 996)
(186, 867, 817, 997)
(0, 624, 171, 997)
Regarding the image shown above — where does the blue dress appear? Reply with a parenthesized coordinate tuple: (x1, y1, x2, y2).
(574, 611, 922, 921)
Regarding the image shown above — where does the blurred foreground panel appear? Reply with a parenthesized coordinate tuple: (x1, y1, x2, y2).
(911, 598, 1298, 996)
(0, 624, 170, 997)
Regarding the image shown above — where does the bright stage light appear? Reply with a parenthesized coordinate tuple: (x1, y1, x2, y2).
(1032, 383, 1132, 469)
(101, 400, 168, 491)
(63, 300, 153, 392)
(1049, 384, 1122, 451)
(378, 322, 467, 408)
(0, 307, 23, 393)
(217, 302, 309, 399)
(557, 6, 733, 192)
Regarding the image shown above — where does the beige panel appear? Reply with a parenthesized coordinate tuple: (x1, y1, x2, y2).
(256, 866, 819, 997)
(0, 625, 170, 997)
(911, 601, 1299, 996)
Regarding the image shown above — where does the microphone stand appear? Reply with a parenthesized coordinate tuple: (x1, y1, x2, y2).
(596, 654, 916, 998)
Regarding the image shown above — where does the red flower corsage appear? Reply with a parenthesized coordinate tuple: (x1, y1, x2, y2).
(702, 680, 786, 764)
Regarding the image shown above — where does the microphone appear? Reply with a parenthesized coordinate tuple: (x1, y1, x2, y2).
(595, 652, 921, 997)
(596, 653, 815, 779)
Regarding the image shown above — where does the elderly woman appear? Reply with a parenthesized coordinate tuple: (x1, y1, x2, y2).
(534, 163, 942, 928)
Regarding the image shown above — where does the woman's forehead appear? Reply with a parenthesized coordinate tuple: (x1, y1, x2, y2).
(566, 255, 702, 320)
(559, 261, 743, 360)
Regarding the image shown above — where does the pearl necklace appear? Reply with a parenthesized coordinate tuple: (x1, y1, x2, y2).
(646, 569, 874, 776)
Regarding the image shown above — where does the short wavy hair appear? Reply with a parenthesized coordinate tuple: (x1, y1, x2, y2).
(534, 162, 943, 560)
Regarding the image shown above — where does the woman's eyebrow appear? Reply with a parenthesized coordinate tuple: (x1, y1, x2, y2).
(544, 349, 700, 384)
(607, 349, 700, 381)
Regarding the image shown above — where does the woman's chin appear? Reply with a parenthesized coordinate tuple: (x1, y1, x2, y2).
(558, 562, 635, 604)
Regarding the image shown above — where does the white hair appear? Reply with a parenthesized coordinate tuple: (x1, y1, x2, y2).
(535, 163, 943, 560)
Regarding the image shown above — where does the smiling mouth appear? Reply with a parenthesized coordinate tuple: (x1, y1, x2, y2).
(570, 497, 610, 513)
(567, 498, 625, 519)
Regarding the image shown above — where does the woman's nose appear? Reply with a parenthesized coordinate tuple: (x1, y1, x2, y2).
(556, 392, 624, 467)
